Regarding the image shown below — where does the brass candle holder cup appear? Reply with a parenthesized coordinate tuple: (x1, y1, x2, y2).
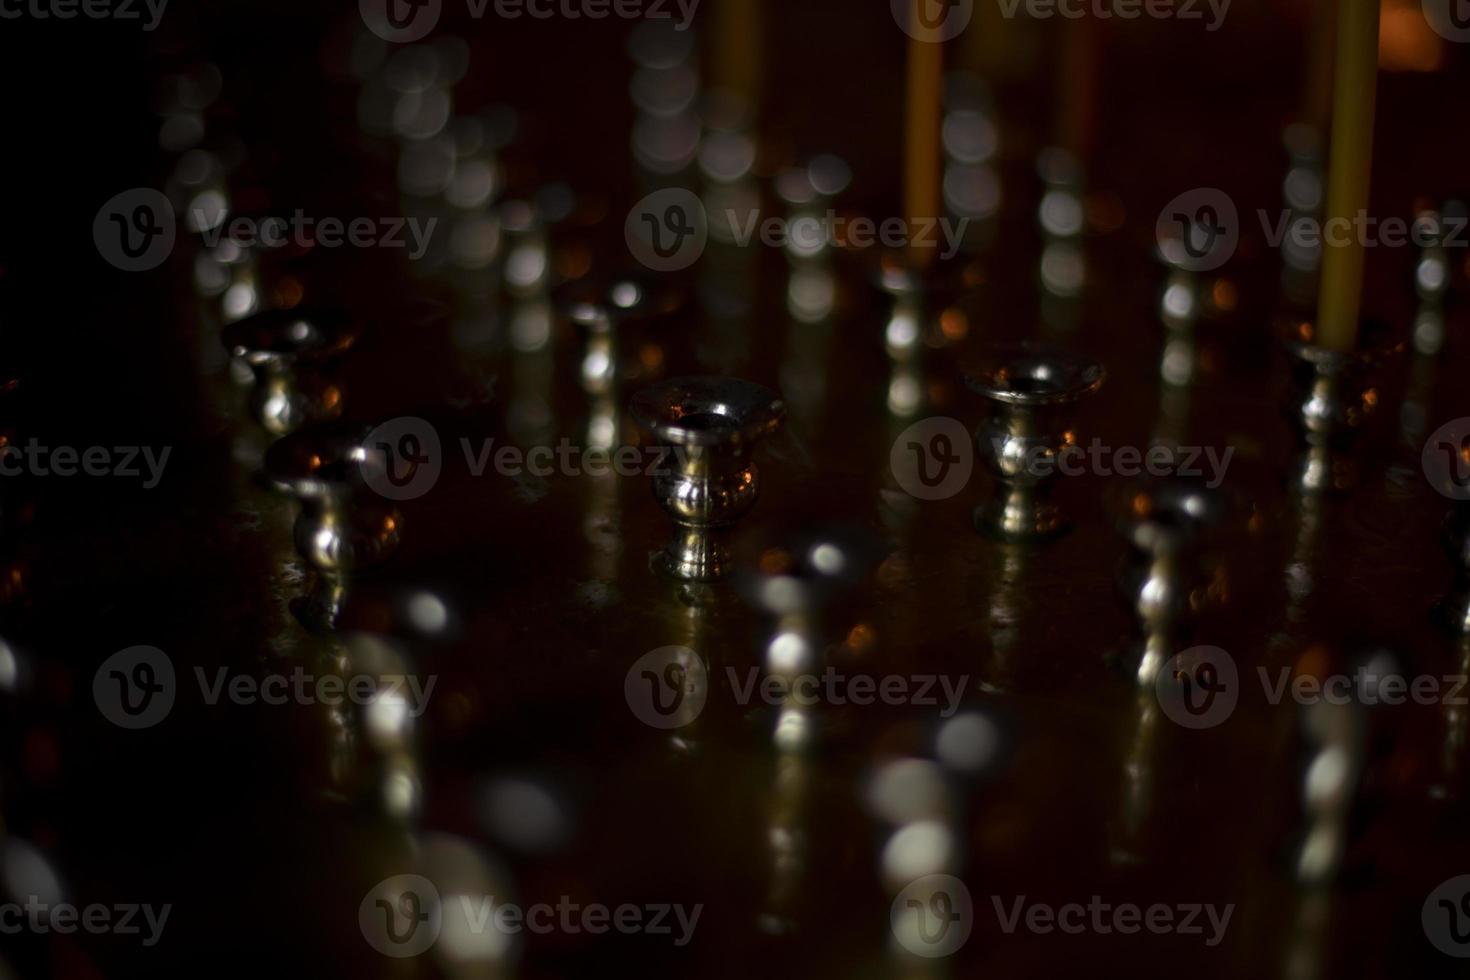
(224, 308, 358, 436)
(265, 423, 402, 631)
(631, 376, 786, 581)
(1281, 320, 1402, 495)
(965, 346, 1105, 540)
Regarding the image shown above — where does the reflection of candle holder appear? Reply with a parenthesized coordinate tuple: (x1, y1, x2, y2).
(965, 346, 1105, 540)
(631, 377, 785, 581)
(1113, 478, 1229, 682)
(265, 424, 402, 631)
(874, 254, 968, 419)
(561, 274, 681, 397)
(1282, 320, 1402, 495)
(224, 309, 357, 436)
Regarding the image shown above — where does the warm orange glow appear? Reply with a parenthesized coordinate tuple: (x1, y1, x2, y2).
(1211, 278, 1238, 312)
(759, 548, 792, 575)
(845, 623, 877, 656)
(273, 276, 304, 309)
(1297, 643, 1330, 680)
(638, 344, 664, 373)
(939, 308, 969, 342)
(559, 244, 593, 280)
(1380, 3, 1444, 72)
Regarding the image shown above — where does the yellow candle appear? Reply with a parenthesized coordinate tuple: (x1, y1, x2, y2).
(713, 0, 760, 106)
(904, 2, 944, 270)
(1316, 0, 1380, 351)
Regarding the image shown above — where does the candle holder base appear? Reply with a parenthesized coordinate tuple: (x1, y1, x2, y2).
(965, 345, 1106, 543)
(631, 376, 786, 582)
(1282, 319, 1403, 495)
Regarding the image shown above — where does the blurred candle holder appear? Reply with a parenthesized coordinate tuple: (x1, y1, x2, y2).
(265, 424, 404, 631)
(1281, 319, 1402, 495)
(965, 346, 1105, 540)
(631, 376, 786, 581)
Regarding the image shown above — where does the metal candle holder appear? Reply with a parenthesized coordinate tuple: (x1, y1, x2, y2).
(1282, 321, 1402, 495)
(223, 308, 358, 436)
(965, 346, 1105, 539)
(265, 423, 402, 630)
(631, 376, 786, 581)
